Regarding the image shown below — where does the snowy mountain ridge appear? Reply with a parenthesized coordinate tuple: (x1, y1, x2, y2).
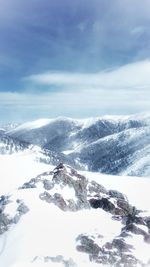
(6, 113, 150, 177)
(1, 163, 150, 267)
(7, 113, 150, 133)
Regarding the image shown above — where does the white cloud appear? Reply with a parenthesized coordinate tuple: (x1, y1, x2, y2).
(1, 60, 150, 123)
(0, 87, 150, 123)
(27, 60, 150, 90)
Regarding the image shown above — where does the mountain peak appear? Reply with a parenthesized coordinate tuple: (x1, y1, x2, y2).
(1, 164, 150, 266)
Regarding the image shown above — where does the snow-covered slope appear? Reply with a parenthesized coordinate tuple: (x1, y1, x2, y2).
(7, 114, 150, 177)
(0, 164, 150, 267)
(0, 148, 54, 196)
(8, 114, 149, 150)
(0, 131, 81, 180)
(0, 123, 20, 132)
(7, 117, 81, 151)
(71, 126, 150, 176)
(0, 132, 29, 155)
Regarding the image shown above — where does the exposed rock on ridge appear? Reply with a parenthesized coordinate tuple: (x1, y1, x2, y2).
(1, 163, 150, 266)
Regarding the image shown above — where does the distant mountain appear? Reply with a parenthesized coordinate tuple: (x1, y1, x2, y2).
(7, 114, 150, 176)
(71, 126, 150, 176)
(0, 131, 79, 170)
(0, 122, 20, 132)
(0, 128, 5, 134)
(0, 131, 28, 154)
(7, 117, 81, 151)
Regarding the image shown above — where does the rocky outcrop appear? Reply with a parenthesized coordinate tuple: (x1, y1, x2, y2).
(37, 163, 90, 211)
(0, 195, 12, 234)
(32, 255, 76, 267)
(1, 163, 150, 266)
(76, 234, 141, 267)
(0, 195, 29, 235)
(0, 213, 11, 235)
(38, 164, 150, 266)
(39, 191, 69, 211)
(20, 164, 150, 266)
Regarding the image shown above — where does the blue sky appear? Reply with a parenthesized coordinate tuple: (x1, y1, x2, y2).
(0, 0, 150, 122)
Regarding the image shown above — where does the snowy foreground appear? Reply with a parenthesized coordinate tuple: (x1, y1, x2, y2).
(0, 152, 150, 267)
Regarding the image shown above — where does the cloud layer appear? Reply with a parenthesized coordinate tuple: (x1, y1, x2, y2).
(1, 60, 150, 123)
(27, 60, 150, 90)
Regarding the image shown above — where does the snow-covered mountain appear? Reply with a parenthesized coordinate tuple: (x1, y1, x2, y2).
(71, 126, 150, 176)
(7, 114, 150, 176)
(0, 123, 20, 132)
(0, 163, 150, 267)
(0, 130, 80, 174)
(0, 131, 29, 155)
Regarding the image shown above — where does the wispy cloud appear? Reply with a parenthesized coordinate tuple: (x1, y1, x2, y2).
(27, 60, 150, 90)
(1, 60, 150, 123)
(1, 0, 150, 92)
(1, 59, 150, 123)
(0, 88, 149, 123)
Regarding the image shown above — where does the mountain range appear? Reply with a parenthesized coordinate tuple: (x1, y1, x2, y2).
(5, 113, 150, 177)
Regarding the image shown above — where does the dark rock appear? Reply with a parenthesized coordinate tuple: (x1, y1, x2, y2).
(112, 238, 133, 252)
(133, 216, 146, 226)
(17, 201, 29, 215)
(76, 233, 140, 267)
(115, 254, 141, 267)
(33, 255, 76, 267)
(89, 197, 115, 213)
(39, 191, 53, 203)
(43, 179, 54, 190)
(88, 180, 108, 195)
(0, 213, 11, 234)
(0, 195, 11, 206)
(104, 238, 133, 255)
(13, 214, 21, 224)
(109, 190, 127, 201)
(144, 235, 150, 243)
(119, 231, 132, 238)
(76, 234, 101, 256)
(144, 216, 150, 229)
(53, 193, 67, 211)
(117, 199, 134, 216)
(19, 179, 37, 189)
(39, 191, 68, 211)
(67, 199, 77, 212)
(53, 163, 65, 174)
(111, 215, 122, 221)
(122, 223, 150, 242)
(113, 207, 127, 216)
(50, 164, 90, 210)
